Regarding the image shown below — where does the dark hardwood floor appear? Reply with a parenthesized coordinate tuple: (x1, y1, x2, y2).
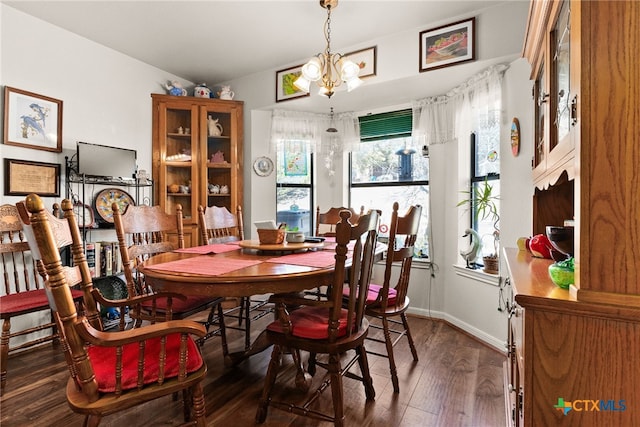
(0, 313, 506, 426)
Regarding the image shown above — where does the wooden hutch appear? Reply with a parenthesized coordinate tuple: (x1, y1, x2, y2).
(151, 94, 243, 247)
(504, 1, 640, 426)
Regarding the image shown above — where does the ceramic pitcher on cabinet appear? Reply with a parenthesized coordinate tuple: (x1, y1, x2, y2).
(207, 115, 223, 137)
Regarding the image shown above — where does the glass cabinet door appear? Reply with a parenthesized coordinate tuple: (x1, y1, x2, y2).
(162, 106, 197, 221)
(203, 107, 233, 213)
(553, 0, 571, 150)
(533, 60, 547, 171)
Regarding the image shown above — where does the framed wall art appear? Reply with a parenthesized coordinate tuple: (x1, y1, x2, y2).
(275, 64, 310, 103)
(3, 86, 63, 152)
(344, 46, 377, 78)
(419, 17, 475, 73)
(4, 158, 60, 197)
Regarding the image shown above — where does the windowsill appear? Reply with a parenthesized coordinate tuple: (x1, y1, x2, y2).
(453, 264, 500, 286)
(411, 258, 432, 269)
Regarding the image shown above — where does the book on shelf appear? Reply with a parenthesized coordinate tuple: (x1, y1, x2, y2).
(94, 242, 101, 278)
(86, 241, 123, 277)
(112, 241, 122, 273)
(86, 242, 97, 278)
(101, 242, 113, 277)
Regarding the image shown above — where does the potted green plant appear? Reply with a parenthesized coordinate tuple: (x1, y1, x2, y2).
(457, 178, 500, 274)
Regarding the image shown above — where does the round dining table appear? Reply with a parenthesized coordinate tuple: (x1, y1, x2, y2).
(138, 241, 342, 365)
(138, 242, 337, 297)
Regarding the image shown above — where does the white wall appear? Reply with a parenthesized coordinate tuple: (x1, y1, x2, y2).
(500, 58, 534, 248)
(0, 5, 191, 346)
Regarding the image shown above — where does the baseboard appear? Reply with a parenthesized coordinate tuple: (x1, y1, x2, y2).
(407, 306, 506, 353)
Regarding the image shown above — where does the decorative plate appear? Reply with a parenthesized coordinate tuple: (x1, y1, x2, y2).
(253, 156, 274, 177)
(94, 188, 135, 223)
(511, 117, 520, 157)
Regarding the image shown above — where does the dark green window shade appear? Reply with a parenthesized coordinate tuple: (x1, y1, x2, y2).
(359, 109, 412, 142)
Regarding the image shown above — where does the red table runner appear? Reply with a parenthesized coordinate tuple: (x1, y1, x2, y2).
(174, 243, 241, 254)
(146, 256, 262, 276)
(267, 250, 336, 268)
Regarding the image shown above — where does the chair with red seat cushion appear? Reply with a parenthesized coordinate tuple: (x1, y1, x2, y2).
(0, 203, 84, 396)
(364, 202, 422, 393)
(113, 203, 227, 346)
(255, 209, 379, 427)
(24, 194, 208, 426)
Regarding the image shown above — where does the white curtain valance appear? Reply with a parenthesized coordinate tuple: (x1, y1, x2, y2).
(270, 109, 360, 151)
(270, 109, 360, 174)
(412, 63, 508, 146)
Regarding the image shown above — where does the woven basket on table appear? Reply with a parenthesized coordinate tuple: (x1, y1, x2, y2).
(257, 229, 285, 244)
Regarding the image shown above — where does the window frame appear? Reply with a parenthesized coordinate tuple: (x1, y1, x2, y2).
(469, 132, 500, 231)
(349, 109, 430, 259)
(275, 141, 315, 235)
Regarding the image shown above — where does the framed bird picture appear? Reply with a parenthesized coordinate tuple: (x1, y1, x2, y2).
(3, 86, 63, 152)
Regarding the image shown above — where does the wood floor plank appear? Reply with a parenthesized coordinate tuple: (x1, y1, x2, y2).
(0, 316, 506, 426)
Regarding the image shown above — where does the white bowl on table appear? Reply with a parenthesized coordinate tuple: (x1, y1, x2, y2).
(285, 231, 305, 243)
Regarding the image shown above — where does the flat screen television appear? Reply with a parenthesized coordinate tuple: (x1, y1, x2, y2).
(77, 141, 137, 179)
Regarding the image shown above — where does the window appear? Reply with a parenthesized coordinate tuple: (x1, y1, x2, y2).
(275, 140, 313, 234)
(469, 126, 500, 258)
(350, 109, 430, 258)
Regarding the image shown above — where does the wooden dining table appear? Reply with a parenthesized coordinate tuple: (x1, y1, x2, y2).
(138, 240, 375, 365)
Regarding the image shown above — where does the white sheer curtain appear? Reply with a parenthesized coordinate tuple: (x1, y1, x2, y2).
(412, 63, 508, 147)
(270, 109, 360, 174)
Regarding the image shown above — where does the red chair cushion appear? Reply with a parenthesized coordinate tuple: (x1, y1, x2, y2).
(0, 289, 82, 316)
(141, 295, 217, 315)
(266, 306, 351, 340)
(88, 332, 203, 393)
(342, 283, 397, 306)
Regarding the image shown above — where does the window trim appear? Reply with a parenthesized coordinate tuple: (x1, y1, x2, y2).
(275, 146, 315, 234)
(468, 132, 500, 231)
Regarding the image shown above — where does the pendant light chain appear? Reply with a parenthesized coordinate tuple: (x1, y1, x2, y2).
(325, 5, 332, 57)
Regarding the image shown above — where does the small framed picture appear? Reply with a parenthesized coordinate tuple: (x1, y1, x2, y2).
(275, 64, 310, 103)
(3, 86, 63, 152)
(4, 158, 60, 197)
(419, 17, 475, 72)
(343, 46, 377, 79)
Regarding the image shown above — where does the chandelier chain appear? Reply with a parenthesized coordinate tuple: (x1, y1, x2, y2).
(324, 6, 332, 56)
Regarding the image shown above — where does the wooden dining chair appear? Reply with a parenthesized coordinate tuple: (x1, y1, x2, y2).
(361, 202, 422, 393)
(0, 204, 85, 396)
(315, 205, 364, 237)
(255, 209, 379, 427)
(113, 203, 227, 345)
(198, 205, 271, 351)
(23, 194, 208, 426)
(306, 205, 365, 301)
(198, 205, 244, 245)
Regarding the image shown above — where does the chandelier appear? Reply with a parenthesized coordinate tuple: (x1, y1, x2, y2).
(294, 0, 363, 98)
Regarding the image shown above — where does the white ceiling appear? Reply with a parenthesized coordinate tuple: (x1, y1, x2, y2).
(3, 0, 527, 113)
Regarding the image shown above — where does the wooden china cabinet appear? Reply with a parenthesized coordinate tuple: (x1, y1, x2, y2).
(151, 94, 243, 247)
(504, 1, 640, 426)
